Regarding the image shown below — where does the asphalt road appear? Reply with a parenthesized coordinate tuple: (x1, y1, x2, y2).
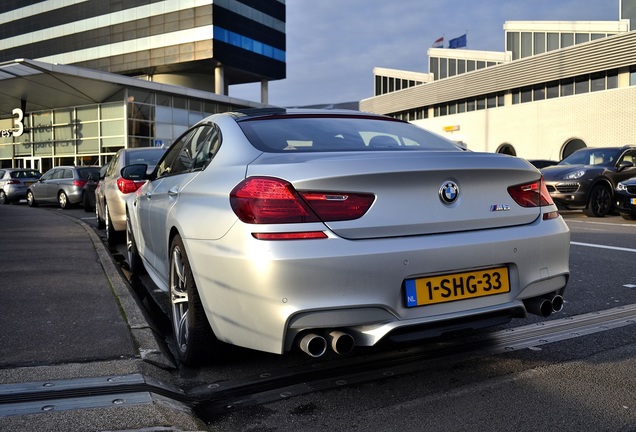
(2, 204, 636, 431)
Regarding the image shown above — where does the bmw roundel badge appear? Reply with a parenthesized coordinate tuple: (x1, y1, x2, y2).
(439, 181, 459, 204)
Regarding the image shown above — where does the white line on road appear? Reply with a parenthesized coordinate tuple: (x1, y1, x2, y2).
(571, 241, 636, 253)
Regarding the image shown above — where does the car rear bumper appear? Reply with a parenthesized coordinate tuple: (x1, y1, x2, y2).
(184, 214, 571, 355)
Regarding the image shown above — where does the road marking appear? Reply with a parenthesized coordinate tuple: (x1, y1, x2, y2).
(571, 241, 636, 253)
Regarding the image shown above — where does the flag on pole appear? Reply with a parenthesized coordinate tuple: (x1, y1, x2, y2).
(448, 33, 467, 49)
(432, 36, 444, 48)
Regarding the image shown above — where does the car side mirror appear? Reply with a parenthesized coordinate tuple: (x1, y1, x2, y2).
(121, 164, 149, 180)
(618, 161, 634, 171)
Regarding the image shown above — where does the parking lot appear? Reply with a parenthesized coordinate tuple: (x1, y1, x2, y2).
(2, 204, 636, 431)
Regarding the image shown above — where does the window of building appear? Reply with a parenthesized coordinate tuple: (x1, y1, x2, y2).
(575, 75, 589, 94)
(512, 91, 520, 105)
(533, 84, 545, 101)
(534, 32, 546, 55)
(546, 33, 559, 52)
(507, 31, 520, 60)
(476, 61, 485, 69)
(591, 33, 605, 41)
(375, 75, 382, 96)
(561, 33, 574, 48)
(607, 69, 618, 88)
(547, 80, 559, 98)
(457, 59, 466, 74)
(630, 66, 636, 86)
(466, 60, 475, 72)
(561, 78, 574, 96)
(457, 100, 466, 113)
(590, 72, 605, 92)
(497, 93, 505, 107)
(439, 58, 448, 79)
(520, 86, 532, 103)
(467, 99, 476, 111)
(476, 98, 485, 110)
(449, 58, 456, 77)
(430, 57, 439, 79)
(487, 94, 497, 108)
(521, 32, 532, 58)
(575, 33, 590, 45)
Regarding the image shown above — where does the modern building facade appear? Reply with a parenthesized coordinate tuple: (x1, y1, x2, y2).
(0, 0, 285, 171)
(361, 3, 636, 161)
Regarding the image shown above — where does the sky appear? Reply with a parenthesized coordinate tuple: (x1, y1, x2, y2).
(229, 0, 621, 107)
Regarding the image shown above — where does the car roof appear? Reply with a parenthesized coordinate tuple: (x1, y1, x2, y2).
(225, 107, 396, 122)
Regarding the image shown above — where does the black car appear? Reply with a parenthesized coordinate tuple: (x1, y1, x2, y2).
(541, 146, 636, 217)
(82, 165, 106, 212)
(615, 176, 636, 220)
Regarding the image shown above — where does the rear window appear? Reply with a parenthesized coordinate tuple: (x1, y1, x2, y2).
(10, 170, 40, 179)
(238, 115, 462, 152)
(77, 168, 100, 180)
(125, 148, 166, 167)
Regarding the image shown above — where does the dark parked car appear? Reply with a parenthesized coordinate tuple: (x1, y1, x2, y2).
(82, 165, 106, 212)
(615, 177, 636, 220)
(541, 146, 636, 217)
(27, 165, 101, 209)
(0, 168, 41, 204)
(528, 159, 558, 169)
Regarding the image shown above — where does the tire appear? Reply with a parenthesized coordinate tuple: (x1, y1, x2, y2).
(83, 192, 92, 212)
(26, 190, 37, 207)
(583, 185, 612, 217)
(58, 191, 70, 209)
(126, 210, 146, 276)
(0, 190, 8, 205)
(96, 203, 105, 229)
(105, 202, 120, 247)
(621, 213, 636, 221)
(169, 234, 222, 366)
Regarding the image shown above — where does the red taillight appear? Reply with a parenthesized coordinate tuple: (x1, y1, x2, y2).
(73, 180, 87, 188)
(252, 232, 328, 240)
(507, 177, 554, 208)
(6, 179, 20, 185)
(117, 177, 145, 194)
(230, 177, 375, 224)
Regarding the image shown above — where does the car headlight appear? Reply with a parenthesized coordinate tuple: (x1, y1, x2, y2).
(564, 170, 586, 180)
(617, 182, 627, 191)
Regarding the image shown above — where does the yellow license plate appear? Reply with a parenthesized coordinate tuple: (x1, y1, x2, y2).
(404, 266, 510, 307)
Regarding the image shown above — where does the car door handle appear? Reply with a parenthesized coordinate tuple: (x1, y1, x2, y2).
(168, 187, 179, 198)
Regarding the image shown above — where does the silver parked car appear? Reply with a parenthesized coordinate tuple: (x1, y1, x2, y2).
(95, 147, 166, 246)
(123, 109, 570, 366)
(0, 168, 41, 204)
(26, 165, 100, 209)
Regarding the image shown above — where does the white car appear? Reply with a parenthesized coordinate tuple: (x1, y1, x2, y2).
(123, 109, 570, 366)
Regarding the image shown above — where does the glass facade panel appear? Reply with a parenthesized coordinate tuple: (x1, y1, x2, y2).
(76, 106, 98, 122)
(590, 73, 605, 92)
(101, 103, 124, 120)
(507, 31, 520, 60)
(78, 138, 98, 154)
(607, 70, 618, 88)
(56, 141, 75, 155)
(534, 33, 545, 55)
(575, 33, 590, 44)
(521, 32, 532, 58)
(561, 78, 574, 96)
(55, 109, 73, 125)
(575, 76, 589, 94)
(561, 33, 574, 48)
(547, 33, 559, 51)
(430, 57, 439, 79)
(102, 120, 125, 136)
(547, 81, 559, 98)
(439, 58, 447, 79)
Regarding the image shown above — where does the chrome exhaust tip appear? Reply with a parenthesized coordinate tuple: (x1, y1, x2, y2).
(328, 330, 355, 355)
(299, 333, 327, 358)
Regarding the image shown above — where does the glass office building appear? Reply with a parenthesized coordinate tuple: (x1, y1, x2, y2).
(0, 1, 285, 171)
